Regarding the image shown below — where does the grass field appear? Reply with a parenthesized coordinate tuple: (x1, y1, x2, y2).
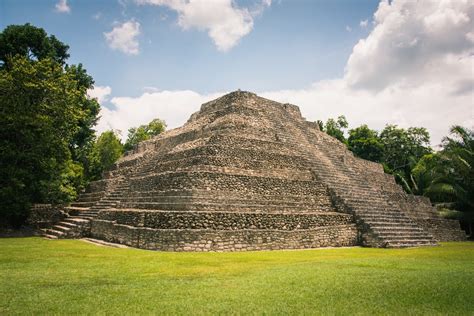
(0, 238, 473, 315)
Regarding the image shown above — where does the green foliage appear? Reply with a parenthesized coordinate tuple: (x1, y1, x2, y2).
(0, 24, 101, 227)
(320, 115, 348, 143)
(410, 153, 443, 195)
(0, 23, 69, 68)
(88, 131, 124, 180)
(124, 118, 166, 151)
(45, 160, 85, 204)
(419, 126, 473, 235)
(0, 56, 86, 226)
(347, 125, 383, 162)
(1, 239, 473, 314)
(379, 125, 432, 193)
(66, 63, 100, 164)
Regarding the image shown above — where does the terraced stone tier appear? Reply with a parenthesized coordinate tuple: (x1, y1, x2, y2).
(91, 210, 358, 251)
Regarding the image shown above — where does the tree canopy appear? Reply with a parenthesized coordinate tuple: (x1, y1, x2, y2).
(124, 118, 166, 152)
(0, 23, 69, 68)
(378, 125, 432, 192)
(318, 115, 348, 143)
(88, 131, 124, 180)
(347, 125, 383, 162)
(0, 56, 88, 225)
(0, 24, 99, 227)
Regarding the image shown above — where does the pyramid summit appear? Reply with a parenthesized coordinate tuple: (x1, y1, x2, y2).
(40, 90, 465, 250)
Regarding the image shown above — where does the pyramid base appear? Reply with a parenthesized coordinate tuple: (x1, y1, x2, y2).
(90, 210, 358, 251)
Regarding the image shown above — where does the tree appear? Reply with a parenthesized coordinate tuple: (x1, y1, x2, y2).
(0, 24, 99, 167)
(0, 23, 69, 68)
(0, 56, 86, 226)
(379, 125, 432, 192)
(320, 115, 348, 143)
(419, 126, 473, 237)
(348, 125, 383, 162)
(124, 118, 166, 151)
(0, 24, 100, 227)
(88, 131, 124, 180)
(410, 153, 443, 196)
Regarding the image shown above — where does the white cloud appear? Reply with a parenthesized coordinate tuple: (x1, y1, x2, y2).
(104, 20, 141, 55)
(346, 25, 352, 32)
(87, 85, 112, 104)
(359, 19, 368, 28)
(55, 0, 70, 13)
(346, 0, 474, 91)
(97, 0, 474, 146)
(136, 0, 271, 51)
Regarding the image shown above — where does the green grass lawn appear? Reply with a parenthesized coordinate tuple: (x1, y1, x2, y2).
(0, 238, 473, 315)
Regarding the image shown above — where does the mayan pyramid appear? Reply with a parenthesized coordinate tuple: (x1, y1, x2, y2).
(41, 91, 465, 250)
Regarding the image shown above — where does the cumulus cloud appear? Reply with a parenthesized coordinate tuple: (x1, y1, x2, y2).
(104, 20, 141, 55)
(87, 85, 112, 104)
(136, 0, 271, 51)
(55, 0, 70, 13)
(359, 19, 368, 28)
(97, 0, 473, 146)
(346, 0, 474, 91)
(346, 25, 352, 32)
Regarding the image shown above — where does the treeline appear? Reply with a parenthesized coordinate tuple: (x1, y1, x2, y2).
(318, 116, 473, 236)
(0, 24, 165, 227)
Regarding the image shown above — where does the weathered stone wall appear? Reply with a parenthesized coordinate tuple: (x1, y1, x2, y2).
(91, 214, 357, 251)
(128, 172, 329, 197)
(413, 218, 466, 241)
(97, 210, 354, 229)
(27, 204, 67, 228)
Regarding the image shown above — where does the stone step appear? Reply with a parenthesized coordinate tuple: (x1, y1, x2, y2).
(376, 232, 431, 238)
(70, 201, 96, 207)
(42, 228, 65, 237)
(42, 234, 59, 239)
(381, 235, 434, 241)
(75, 214, 95, 220)
(60, 221, 79, 229)
(78, 212, 98, 216)
(357, 213, 412, 220)
(78, 214, 98, 218)
(382, 239, 435, 246)
(52, 225, 71, 233)
(65, 206, 90, 212)
(370, 226, 425, 232)
(356, 213, 411, 220)
(63, 217, 90, 224)
(387, 241, 437, 248)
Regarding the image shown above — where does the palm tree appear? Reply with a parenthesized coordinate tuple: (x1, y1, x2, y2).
(423, 126, 473, 237)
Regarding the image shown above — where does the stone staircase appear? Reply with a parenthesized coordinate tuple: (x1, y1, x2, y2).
(41, 177, 128, 239)
(272, 109, 436, 247)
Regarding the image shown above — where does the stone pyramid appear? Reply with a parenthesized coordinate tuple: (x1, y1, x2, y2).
(42, 91, 465, 250)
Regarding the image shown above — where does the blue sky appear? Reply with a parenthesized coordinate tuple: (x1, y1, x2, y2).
(1, 0, 473, 145)
(1, 0, 379, 95)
